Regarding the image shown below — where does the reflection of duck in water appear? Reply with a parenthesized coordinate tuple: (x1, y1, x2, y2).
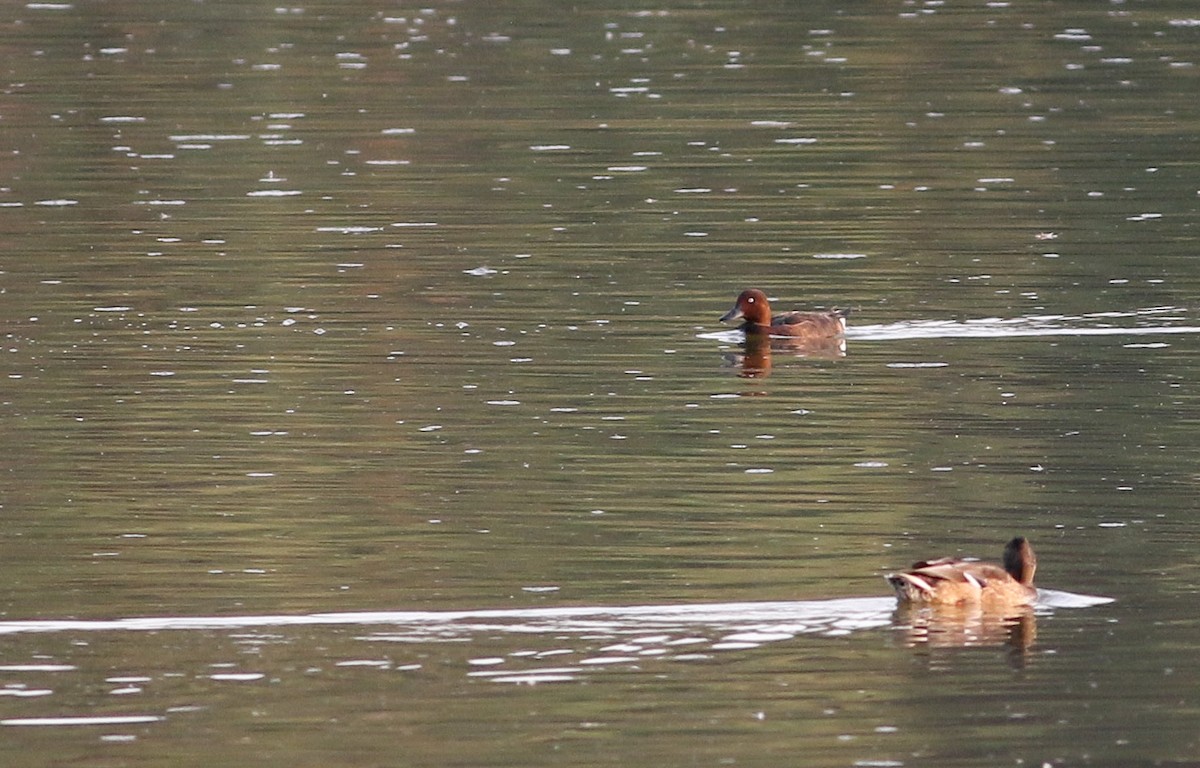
(719, 289, 850, 376)
(886, 537, 1038, 609)
(892, 603, 1037, 663)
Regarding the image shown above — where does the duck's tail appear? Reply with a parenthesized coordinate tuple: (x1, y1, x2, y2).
(885, 572, 935, 603)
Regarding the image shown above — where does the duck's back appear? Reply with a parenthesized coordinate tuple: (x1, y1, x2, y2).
(887, 558, 1034, 607)
(771, 308, 849, 337)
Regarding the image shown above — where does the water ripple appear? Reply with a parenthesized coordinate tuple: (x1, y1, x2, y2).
(0, 592, 1109, 638)
(702, 307, 1200, 344)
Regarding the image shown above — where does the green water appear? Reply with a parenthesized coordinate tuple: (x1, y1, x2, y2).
(0, 1, 1198, 765)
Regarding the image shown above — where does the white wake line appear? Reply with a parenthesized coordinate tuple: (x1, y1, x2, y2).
(700, 323, 1200, 344)
(847, 322, 1200, 342)
(0, 591, 1111, 636)
(701, 306, 1199, 343)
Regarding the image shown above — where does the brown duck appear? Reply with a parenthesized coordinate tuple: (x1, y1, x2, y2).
(886, 537, 1038, 608)
(720, 289, 849, 339)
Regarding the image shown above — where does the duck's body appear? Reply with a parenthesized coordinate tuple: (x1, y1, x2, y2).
(720, 289, 849, 339)
(886, 537, 1038, 609)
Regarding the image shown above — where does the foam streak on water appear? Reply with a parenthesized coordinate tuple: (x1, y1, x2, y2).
(0, 592, 1110, 638)
(701, 307, 1199, 344)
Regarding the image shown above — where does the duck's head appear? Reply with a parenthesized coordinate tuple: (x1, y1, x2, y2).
(720, 289, 771, 326)
(1003, 536, 1037, 586)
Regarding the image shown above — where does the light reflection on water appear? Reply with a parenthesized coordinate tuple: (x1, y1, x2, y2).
(849, 308, 1200, 342)
(705, 306, 1200, 375)
(702, 305, 1200, 345)
(0, 590, 1110, 685)
(2, 0, 1200, 764)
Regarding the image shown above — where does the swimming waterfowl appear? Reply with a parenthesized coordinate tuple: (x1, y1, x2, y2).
(720, 289, 849, 339)
(886, 537, 1038, 608)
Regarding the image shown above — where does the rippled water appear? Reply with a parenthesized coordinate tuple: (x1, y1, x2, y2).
(2, 0, 1199, 765)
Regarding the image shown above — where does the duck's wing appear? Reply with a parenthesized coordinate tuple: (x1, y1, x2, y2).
(908, 558, 1010, 587)
(772, 311, 847, 335)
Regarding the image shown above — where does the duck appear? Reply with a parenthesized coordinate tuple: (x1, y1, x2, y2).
(720, 289, 849, 338)
(886, 536, 1038, 608)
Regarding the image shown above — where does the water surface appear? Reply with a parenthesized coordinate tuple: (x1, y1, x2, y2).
(1, 0, 1199, 765)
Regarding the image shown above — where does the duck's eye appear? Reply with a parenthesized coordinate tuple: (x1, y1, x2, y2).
(746, 296, 756, 304)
